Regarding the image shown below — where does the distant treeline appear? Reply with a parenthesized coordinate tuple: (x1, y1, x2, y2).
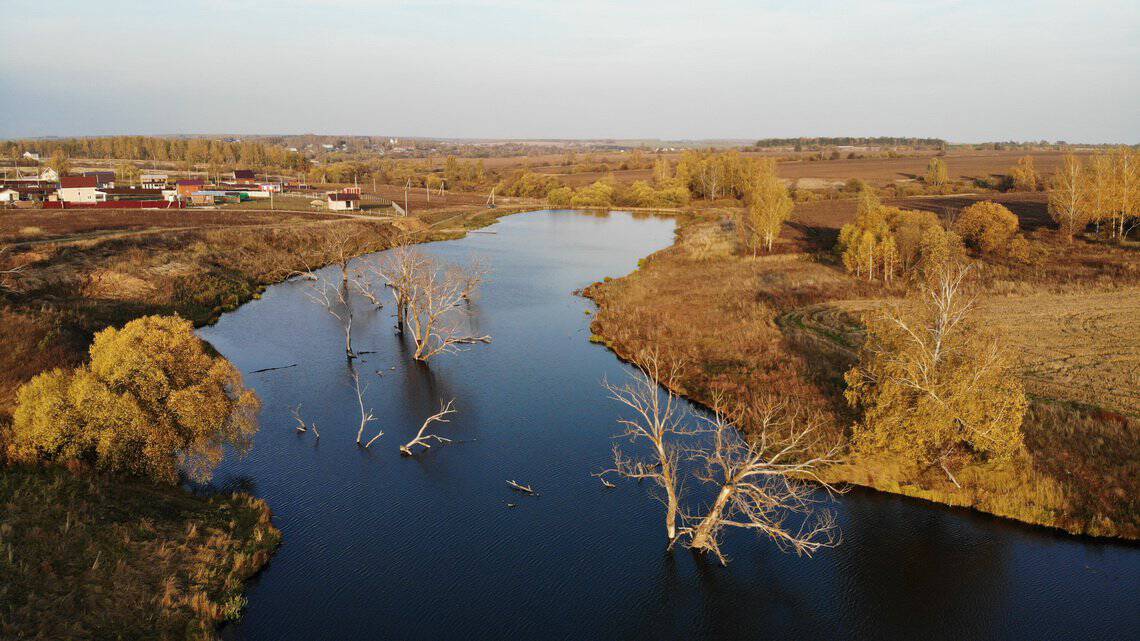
(751, 137, 948, 150)
(1, 136, 308, 171)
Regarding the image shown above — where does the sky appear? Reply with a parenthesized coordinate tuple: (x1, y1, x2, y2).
(1, 0, 1137, 142)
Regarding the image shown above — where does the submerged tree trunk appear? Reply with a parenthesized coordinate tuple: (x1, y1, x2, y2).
(688, 485, 733, 551)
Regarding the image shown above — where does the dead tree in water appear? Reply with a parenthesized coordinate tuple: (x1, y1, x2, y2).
(308, 277, 356, 360)
(372, 245, 428, 334)
(682, 401, 842, 565)
(375, 247, 490, 361)
(399, 400, 457, 455)
(350, 368, 382, 447)
(596, 350, 687, 543)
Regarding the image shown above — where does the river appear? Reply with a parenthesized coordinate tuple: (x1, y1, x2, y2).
(200, 210, 1139, 640)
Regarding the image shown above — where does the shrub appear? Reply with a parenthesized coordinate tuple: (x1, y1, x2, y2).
(546, 186, 572, 208)
(953, 201, 1019, 254)
(570, 181, 616, 208)
(9, 315, 260, 483)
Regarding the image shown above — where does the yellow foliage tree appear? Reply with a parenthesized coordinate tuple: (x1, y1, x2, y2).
(1047, 154, 1089, 242)
(952, 201, 1019, 254)
(9, 315, 260, 483)
(1010, 155, 1040, 191)
(925, 157, 948, 187)
(844, 264, 1026, 484)
(740, 160, 793, 254)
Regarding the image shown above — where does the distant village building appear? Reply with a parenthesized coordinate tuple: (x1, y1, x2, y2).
(57, 176, 104, 204)
(232, 169, 257, 183)
(140, 173, 168, 189)
(39, 167, 59, 182)
(327, 192, 360, 211)
(22, 151, 40, 162)
(81, 171, 116, 189)
(175, 179, 206, 197)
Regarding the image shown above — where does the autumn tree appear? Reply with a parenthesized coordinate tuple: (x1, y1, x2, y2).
(738, 160, 793, 254)
(9, 316, 259, 483)
(47, 150, 71, 176)
(1107, 147, 1138, 241)
(1047, 154, 1090, 242)
(952, 201, 1020, 254)
(844, 264, 1026, 486)
(1010, 155, 1040, 191)
(925, 157, 948, 187)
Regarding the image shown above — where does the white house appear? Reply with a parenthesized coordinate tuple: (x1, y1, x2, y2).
(39, 167, 59, 181)
(22, 151, 40, 162)
(58, 176, 105, 204)
(327, 192, 360, 211)
(0, 188, 19, 203)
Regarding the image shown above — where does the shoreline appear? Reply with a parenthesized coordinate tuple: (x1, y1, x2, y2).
(583, 208, 1138, 542)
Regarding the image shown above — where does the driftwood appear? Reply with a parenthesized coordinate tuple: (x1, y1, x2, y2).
(251, 363, 297, 374)
(399, 400, 457, 456)
(506, 480, 535, 495)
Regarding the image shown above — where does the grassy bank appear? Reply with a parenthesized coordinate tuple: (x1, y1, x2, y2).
(585, 209, 1138, 539)
(1, 465, 280, 640)
(0, 202, 533, 639)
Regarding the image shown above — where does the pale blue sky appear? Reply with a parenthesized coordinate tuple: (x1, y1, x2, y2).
(1, 0, 1137, 142)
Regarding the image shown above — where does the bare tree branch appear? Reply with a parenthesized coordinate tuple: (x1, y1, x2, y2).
(400, 399, 457, 455)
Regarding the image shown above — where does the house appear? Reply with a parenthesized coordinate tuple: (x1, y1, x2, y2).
(58, 176, 104, 204)
(175, 179, 206, 197)
(140, 173, 168, 189)
(81, 171, 116, 189)
(327, 192, 360, 211)
(22, 151, 40, 162)
(232, 169, 257, 183)
(39, 167, 60, 181)
(0, 189, 19, 203)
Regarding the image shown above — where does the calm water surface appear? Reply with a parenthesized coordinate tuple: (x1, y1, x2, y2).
(200, 210, 1139, 640)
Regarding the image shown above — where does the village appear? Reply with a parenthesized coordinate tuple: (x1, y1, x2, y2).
(0, 155, 363, 211)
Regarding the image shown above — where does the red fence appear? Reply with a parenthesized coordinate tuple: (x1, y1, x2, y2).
(42, 200, 185, 209)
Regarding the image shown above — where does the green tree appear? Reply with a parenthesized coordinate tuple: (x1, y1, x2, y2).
(9, 316, 260, 483)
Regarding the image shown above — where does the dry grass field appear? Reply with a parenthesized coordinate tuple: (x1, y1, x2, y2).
(977, 289, 1140, 415)
(0, 208, 339, 244)
(1, 466, 280, 640)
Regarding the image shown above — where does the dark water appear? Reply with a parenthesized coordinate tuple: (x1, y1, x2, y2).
(201, 210, 1139, 641)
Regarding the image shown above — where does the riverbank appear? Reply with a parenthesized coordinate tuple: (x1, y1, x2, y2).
(0, 201, 536, 639)
(585, 209, 1138, 540)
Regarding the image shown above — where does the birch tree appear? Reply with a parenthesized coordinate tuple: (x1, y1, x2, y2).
(843, 263, 1027, 486)
(1047, 154, 1089, 242)
(741, 160, 793, 254)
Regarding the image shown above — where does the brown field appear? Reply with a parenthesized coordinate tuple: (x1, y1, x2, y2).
(0, 208, 340, 244)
